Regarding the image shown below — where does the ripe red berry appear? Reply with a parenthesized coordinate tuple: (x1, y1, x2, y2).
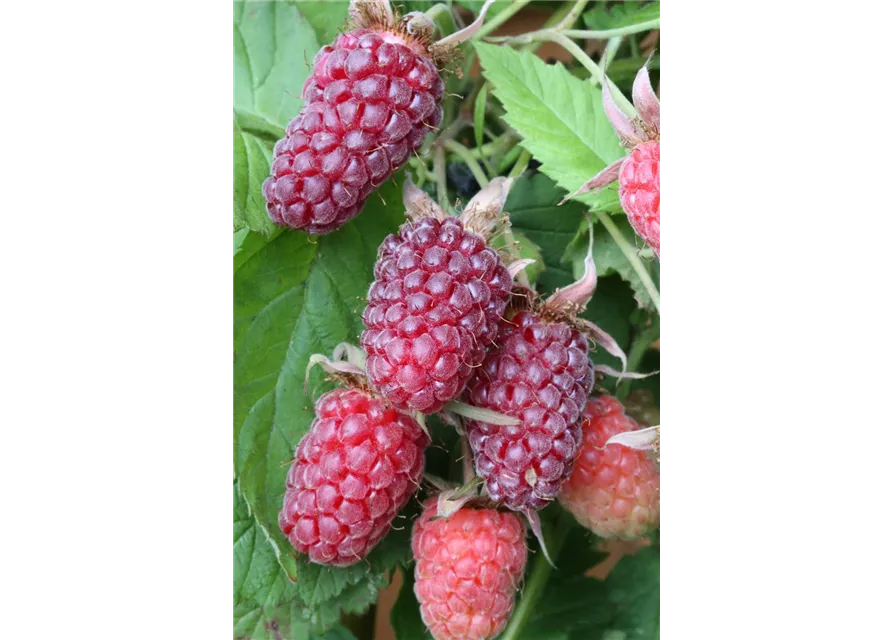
(465, 310, 595, 512)
(412, 498, 527, 640)
(559, 395, 660, 539)
(263, 21, 444, 234)
(279, 387, 429, 566)
(619, 140, 660, 257)
(361, 215, 512, 413)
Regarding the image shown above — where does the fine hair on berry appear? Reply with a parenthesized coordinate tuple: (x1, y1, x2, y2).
(279, 387, 429, 565)
(464, 308, 595, 512)
(262, 2, 445, 234)
(412, 497, 528, 640)
(461, 231, 627, 514)
(559, 395, 660, 539)
(361, 182, 514, 414)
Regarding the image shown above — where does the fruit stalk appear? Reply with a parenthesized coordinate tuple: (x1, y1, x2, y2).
(595, 210, 660, 312)
(507, 149, 531, 179)
(498, 512, 574, 640)
(616, 321, 660, 400)
(443, 139, 490, 189)
(474, 0, 531, 40)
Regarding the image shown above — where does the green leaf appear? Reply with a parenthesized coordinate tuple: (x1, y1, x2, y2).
(562, 216, 660, 311)
(234, 115, 277, 235)
(583, 2, 660, 31)
(296, 525, 409, 631)
(391, 567, 428, 640)
(520, 526, 659, 640)
(233, 1, 318, 128)
(235, 228, 251, 257)
(234, 482, 302, 638)
(504, 173, 589, 296)
(233, 1, 318, 233)
(295, 2, 349, 45)
(317, 627, 358, 640)
(596, 545, 660, 640)
(233, 176, 405, 587)
(456, 0, 484, 15)
(235, 228, 283, 274)
(401, 1, 446, 14)
(234, 600, 309, 640)
(556, 520, 608, 571)
(474, 83, 488, 151)
(474, 42, 626, 209)
(521, 573, 609, 640)
(235, 585, 359, 640)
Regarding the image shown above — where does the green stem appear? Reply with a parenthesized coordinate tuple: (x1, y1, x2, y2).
(489, 19, 660, 45)
(507, 148, 532, 179)
(500, 513, 574, 640)
(595, 210, 661, 313)
(534, 32, 635, 115)
(600, 36, 623, 71)
(616, 321, 660, 401)
(443, 139, 490, 189)
(475, 0, 532, 39)
(467, 142, 495, 159)
(488, 132, 520, 172)
(409, 156, 435, 184)
(434, 144, 449, 210)
(497, 144, 523, 174)
(425, 2, 457, 37)
(564, 20, 661, 38)
(522, 0, 574, 52)
(629, 33, 641, 58)
(553, 0, 588, 30)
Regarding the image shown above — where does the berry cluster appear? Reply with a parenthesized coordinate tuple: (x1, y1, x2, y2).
(262, 3, 660, 639)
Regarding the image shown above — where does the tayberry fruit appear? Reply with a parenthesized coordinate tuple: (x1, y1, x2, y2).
(464, 239, 627, 513)
(412, 497, 527, 640)
(279, 387, 429, 565)
(262, 0, 497, 234)
(361, 180, 514, 414)
(559, 395, 660, 539)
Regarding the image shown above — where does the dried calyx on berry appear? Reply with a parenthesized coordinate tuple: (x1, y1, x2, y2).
(530, 226, 631, 376)
(312, 342, 524, 429)
(563, 60, 661, 258)
(361, 178, 531, 415)
(350, 0, 498, 57)
(263, 0, 496, 235)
